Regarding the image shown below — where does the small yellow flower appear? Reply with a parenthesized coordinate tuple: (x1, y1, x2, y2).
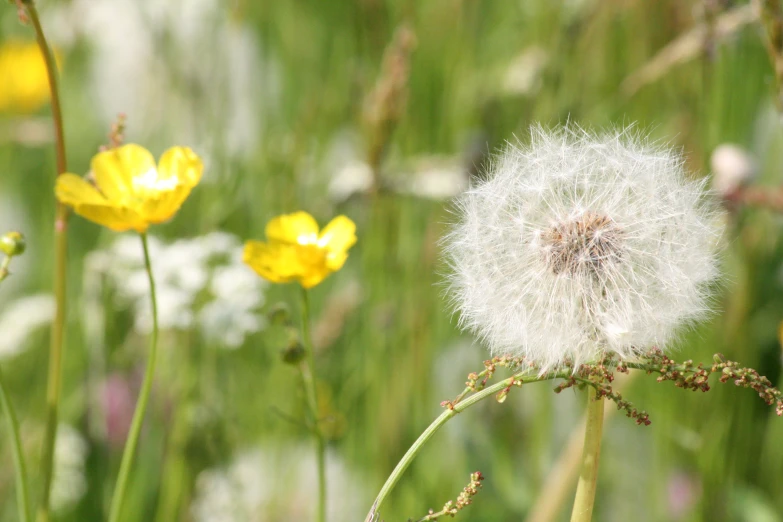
(0, 40, 51, 114)
(243, 211, 357, 288)
(55, 144, 203, 232)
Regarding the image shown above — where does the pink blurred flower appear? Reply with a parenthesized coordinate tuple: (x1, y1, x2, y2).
(102, 373, 136, 449)
(667, 470, 702, 520)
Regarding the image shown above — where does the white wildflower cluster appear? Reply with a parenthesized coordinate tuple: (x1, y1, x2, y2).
(709, 143, 756, 196)
(0, 294, 55, 360)
(325, 130, 468, 202)
(51, 424, 89, 513)
(85, 232, 267, 349)
(325, 130, 374, 203)
(444, 126, 723, 371)
(38, 0, 274, 161)
(394, 155, 469, 200)
(501, 47, 548, 97)
(190, 446, 365, 522)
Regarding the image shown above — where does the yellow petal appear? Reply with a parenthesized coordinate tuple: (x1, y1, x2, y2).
(56, 173, 148, 231)
(139, 184, 194, 224)
(72, 203, 147, 232)
(291, 244, 332, 287)
(158, 147, 203, 187)
(319, 215, 356, 253)
(133, 147, 201, 224)
(91, 144, 155, 203)
(265, 211, 319, 245)
(243, 240, 305, 284)
(299, 269, 331, 289)
(324, 250, 349, 272)
(55, 173, 107, 207)
(0, 41, 50, 113)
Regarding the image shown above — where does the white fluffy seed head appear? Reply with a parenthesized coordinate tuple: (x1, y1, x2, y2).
(443, 125, 724, 372)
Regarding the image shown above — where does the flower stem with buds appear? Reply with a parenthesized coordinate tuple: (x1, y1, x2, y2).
(19, 3, 70, 521)
(107, 233, 159, 522)
(415, 472, 484, 521)
(300, 287, 326, 522)
(0, 239, 31, 522)
(570, 387, 605, 522)
(0, 366, 31, 522)
(364, 368, 571, 522)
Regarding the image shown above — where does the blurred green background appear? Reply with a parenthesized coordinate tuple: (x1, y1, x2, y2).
(1, 0, 783, 521)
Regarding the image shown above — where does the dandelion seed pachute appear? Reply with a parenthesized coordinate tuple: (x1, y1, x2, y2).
(444, 126, 723, 371)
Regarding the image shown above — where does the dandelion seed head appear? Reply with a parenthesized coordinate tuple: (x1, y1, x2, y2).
(443, 125, 724, 371)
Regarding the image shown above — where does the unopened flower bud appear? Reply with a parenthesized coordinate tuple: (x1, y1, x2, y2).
(281, 340, 305, 365)
(267, 303, 291, 325)
(0, 231, 25, 257)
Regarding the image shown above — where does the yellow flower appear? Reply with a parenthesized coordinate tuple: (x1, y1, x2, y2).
(243, 211, 357, 288)
(55, 144, 203, 233)
(0, 40, 52, 114)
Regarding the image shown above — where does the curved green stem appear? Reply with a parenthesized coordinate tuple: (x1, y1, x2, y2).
(364, 370, 570, 522)
(0, 365, 31, 522)
(153, 333, 197, 522)
(569, 387, 605, 522)
(24, 2, 67, 176)
(300, 287, 326, 522)
(23, 3, 70, 522)
(107, 233, 159, 522)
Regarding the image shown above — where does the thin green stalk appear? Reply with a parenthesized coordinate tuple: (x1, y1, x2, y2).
(107, 233, 159, 522)
(153, 402, 190, 522)
(0, 365, 32, 522)
(570, 387, 605, 522)
(23, 3, 70, 522)
(154, 333, 197, 522)
(364, 370, 570, 522)
(300, 287, 326, 522)
(0, 243, 30, 522)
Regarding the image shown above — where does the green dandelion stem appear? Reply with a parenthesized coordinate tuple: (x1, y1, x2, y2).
(570, 386, 605, 522)
(108, 233, 159, 522)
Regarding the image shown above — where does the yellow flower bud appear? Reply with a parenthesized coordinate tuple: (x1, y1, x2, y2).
(0, 231, 25, 257)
